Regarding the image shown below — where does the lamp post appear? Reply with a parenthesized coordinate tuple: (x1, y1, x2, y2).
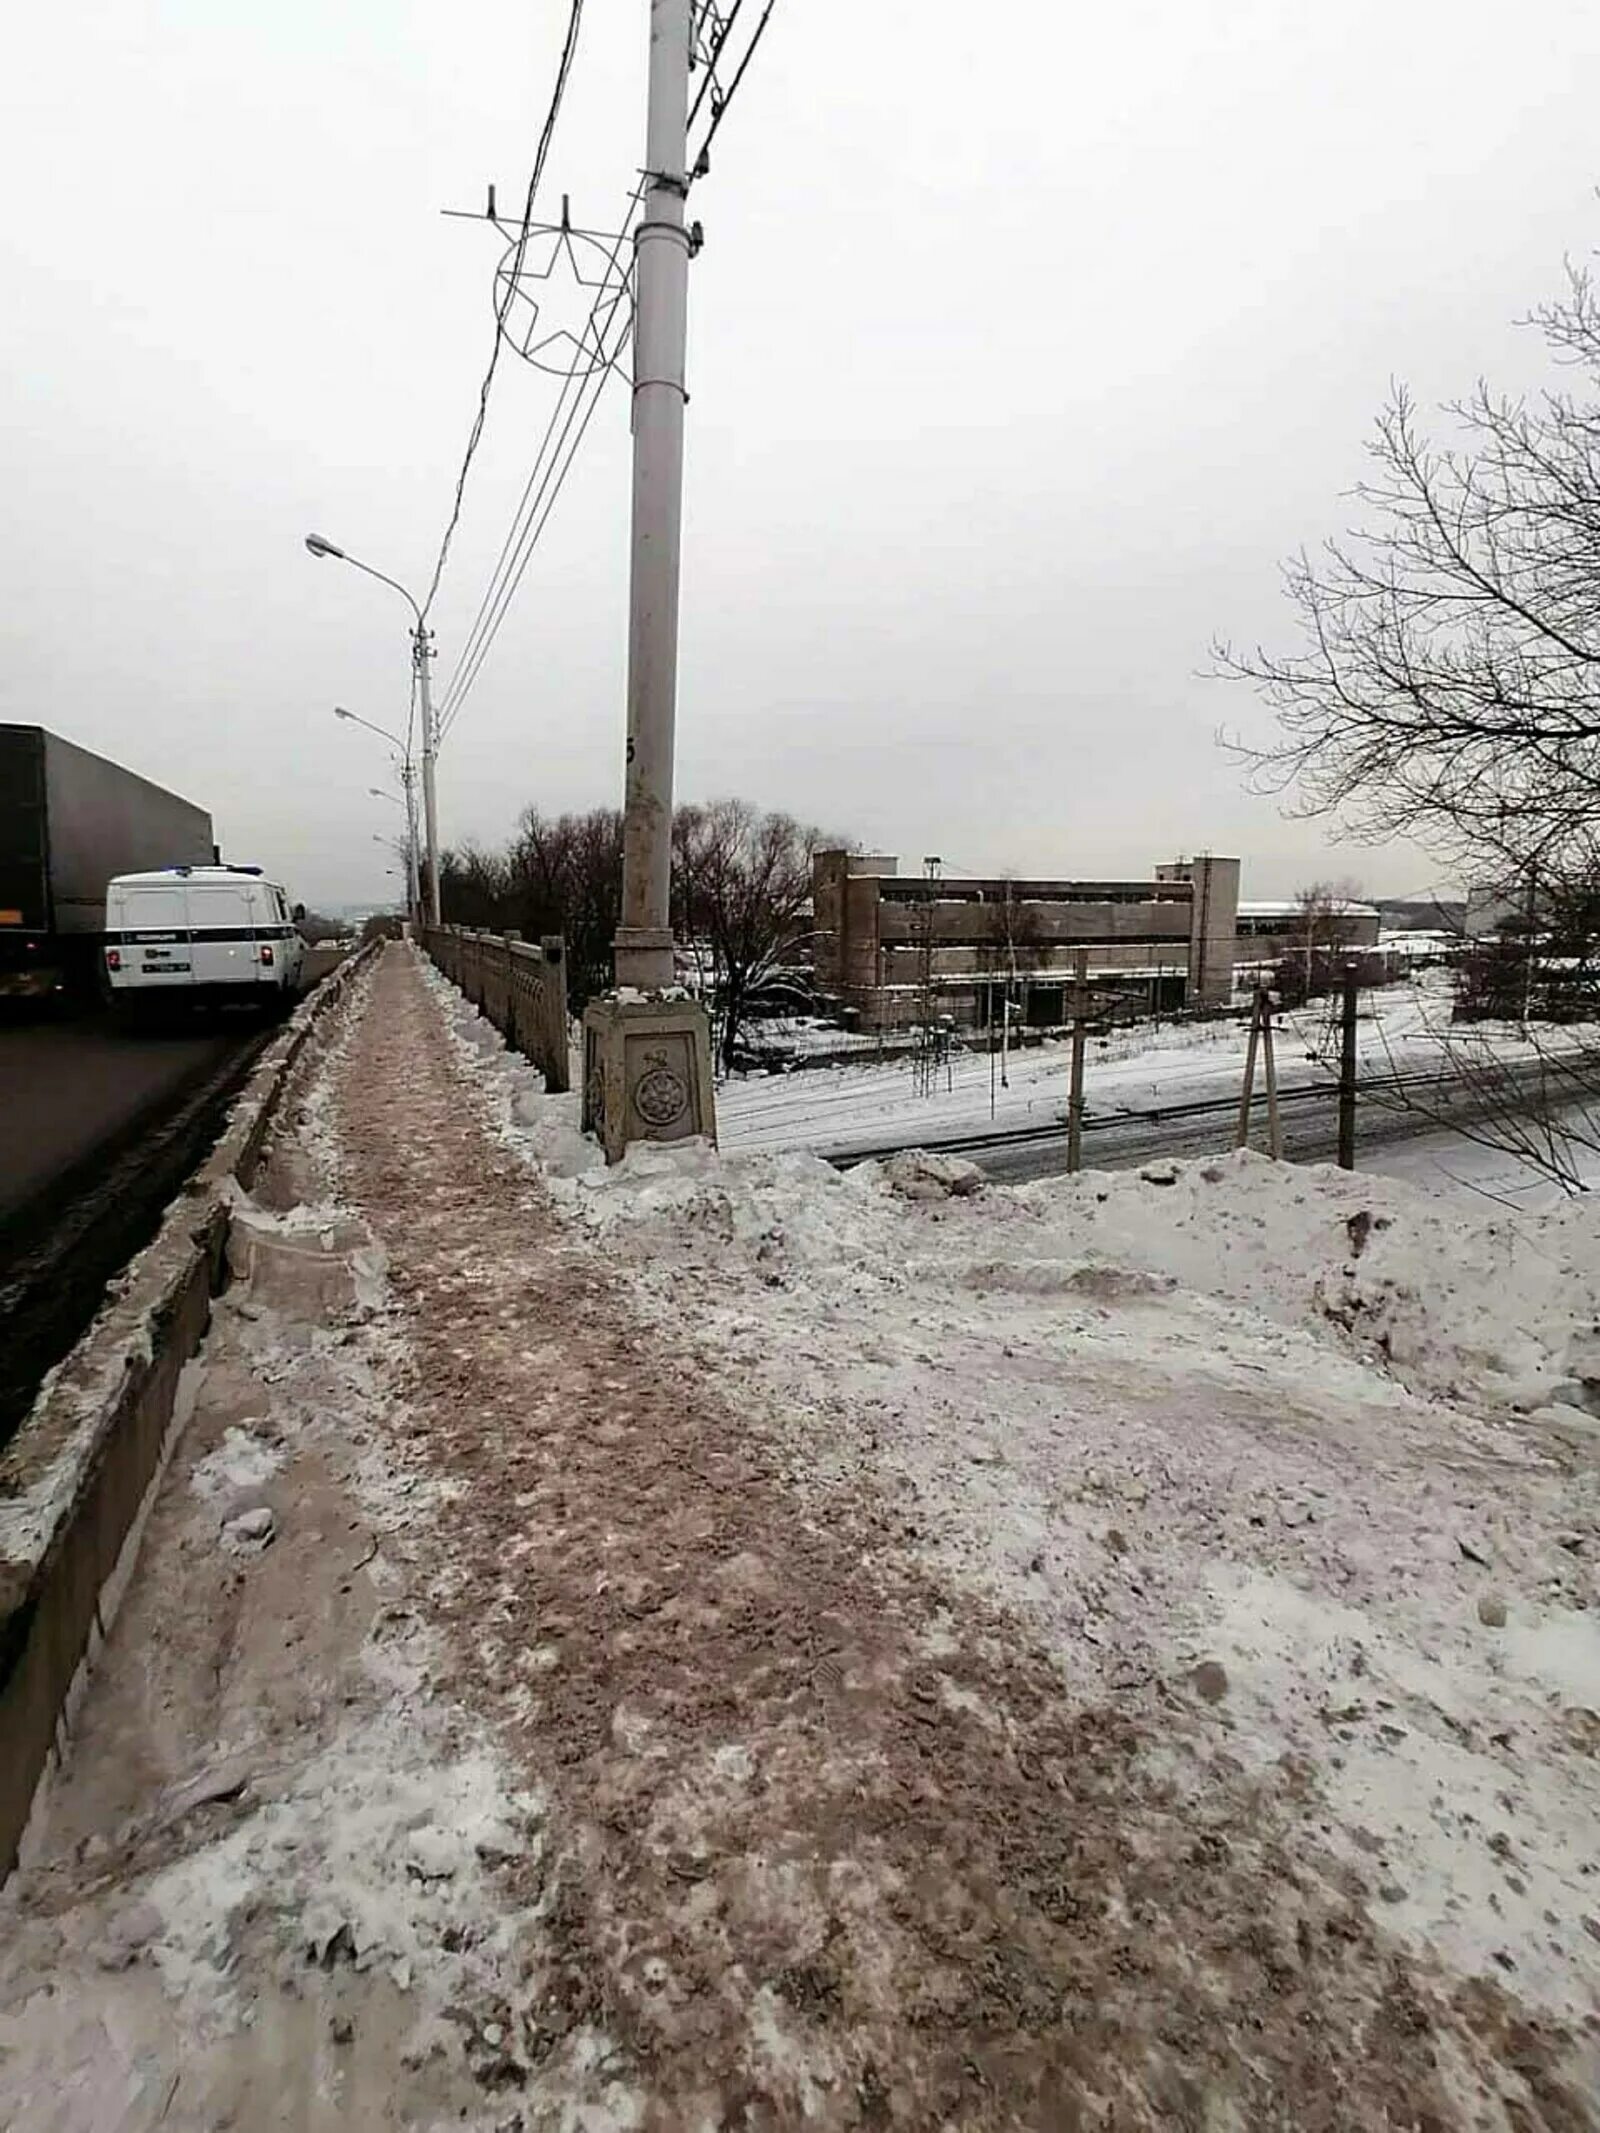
(332, 705, 421, 924)
(367, 785, 422, 921)
(306, 534, 440, 925)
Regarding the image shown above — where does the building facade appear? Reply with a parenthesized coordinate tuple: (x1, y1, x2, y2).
(1234, 899, 1382, 960)
(812, 852, 1240, 1031)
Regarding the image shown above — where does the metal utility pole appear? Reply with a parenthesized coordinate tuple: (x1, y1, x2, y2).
(1338, 961, 1359, 1170)
(307, 532, 441, 927)
(1067, 948, 1089, 1175)
(1261, 990, 1282, 1157)
(1236, 994, 1261, 1151)
(913, 857, 942, 1098)
(416, 629, 441, 929)
(402, 763, 423, 925)
(615, 0, 694, 991)
(581, 0, 716, 1159)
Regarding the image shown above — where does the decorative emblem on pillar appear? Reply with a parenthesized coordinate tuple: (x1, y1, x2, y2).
(632, 1048, 690, 1129)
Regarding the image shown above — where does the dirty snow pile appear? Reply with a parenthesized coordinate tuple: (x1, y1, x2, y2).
(0, 980, 630, 2133)
(430, 967, 1600, 2027)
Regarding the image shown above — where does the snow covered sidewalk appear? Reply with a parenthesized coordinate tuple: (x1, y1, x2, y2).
(3, 942, 1598, 2130)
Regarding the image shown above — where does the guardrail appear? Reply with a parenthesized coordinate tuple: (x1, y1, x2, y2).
(422, 926, 571, 1094)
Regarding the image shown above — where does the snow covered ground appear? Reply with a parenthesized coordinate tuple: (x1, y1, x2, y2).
(716, 978, 1591, 1159)
(6, 947, 1597, 2129)
(448, 967, 1600, 2057)
(1371, 1116, 1600, 1211)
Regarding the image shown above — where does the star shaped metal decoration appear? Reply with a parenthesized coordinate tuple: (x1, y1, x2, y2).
(492, 215, 634, 381)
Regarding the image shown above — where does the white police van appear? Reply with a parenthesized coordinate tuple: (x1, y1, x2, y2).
(104, 864, 306, 1017)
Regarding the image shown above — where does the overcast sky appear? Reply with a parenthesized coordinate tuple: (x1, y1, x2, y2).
(5, 0, 1598, 906)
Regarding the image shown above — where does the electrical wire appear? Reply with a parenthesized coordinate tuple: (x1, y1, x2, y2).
(688, 0, 745, 133)
(688, 0, 777, 177)
(432, 1, 780, 729)
(438, 266, 636, 734)
(437, 186, 640, 712)
(419, 0, 585, 625)
(436, 189, 643, 733)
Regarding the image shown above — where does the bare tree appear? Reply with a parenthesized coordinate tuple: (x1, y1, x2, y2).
(446, 799, 839, 1056)
(440, 813, 623, 1012)
(1217, 260, 1600, 891)
(1217, 251, 1600, 1189)
(974, 882, 1047, 1080)
(510, 807, 624, 1013)
(673, 801, 826, 1071)
(1288, 878, 1367, 1001)
(438, 843, 512, 931)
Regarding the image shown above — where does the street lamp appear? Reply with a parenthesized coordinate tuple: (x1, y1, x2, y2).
(332, 708, 421, 922)
(306, 534, 440, 926)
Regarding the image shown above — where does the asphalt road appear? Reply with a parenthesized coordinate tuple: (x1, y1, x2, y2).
(0, 1010, 258, 1225)
(0, 950, 346, 1228)
(0, 977, 345, 1448)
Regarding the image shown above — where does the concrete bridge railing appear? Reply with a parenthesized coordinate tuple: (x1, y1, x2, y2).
(422, 927, 571, 1095)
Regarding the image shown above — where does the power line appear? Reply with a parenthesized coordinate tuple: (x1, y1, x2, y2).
(437, 188, 640, 713)
(439, 270, 636, 736)
(688, 0, 745, 132)
(689, 0, 777, 178)
(419, 0, 586, 625)
(437, 190, 643, 733)
(433, 1, 781, 730)
(438, 240, 633, 716)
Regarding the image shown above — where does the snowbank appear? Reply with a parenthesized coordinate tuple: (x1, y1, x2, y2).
(1018, 1151, 1600, 1415)
(423, 955, 1600, 2027)
(424, 958, 1600, 1418)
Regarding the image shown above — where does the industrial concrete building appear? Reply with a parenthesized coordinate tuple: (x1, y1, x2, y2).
(1234, 899, 1383, 963)
(812, 852, 1240, 1031)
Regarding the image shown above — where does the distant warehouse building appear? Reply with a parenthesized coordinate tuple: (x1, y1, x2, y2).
(1234, 898, 1382, 962)
(812, 852, 1240, 1031)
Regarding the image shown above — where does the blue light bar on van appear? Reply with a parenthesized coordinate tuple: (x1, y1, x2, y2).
(157, 862, 263, 876)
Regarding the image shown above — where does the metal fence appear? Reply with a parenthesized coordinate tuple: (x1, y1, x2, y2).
(422, 927, 571, 1094)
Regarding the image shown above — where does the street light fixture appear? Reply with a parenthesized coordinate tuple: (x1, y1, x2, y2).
(333, 703, 406, 753)
(332, 707, 421, 919)
(307, 536, 440, 926)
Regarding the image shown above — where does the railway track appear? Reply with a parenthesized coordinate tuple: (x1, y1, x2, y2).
(823, 1069, 1455, 1169)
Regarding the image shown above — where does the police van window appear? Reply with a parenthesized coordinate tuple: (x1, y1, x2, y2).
(120, 886, 186, 931)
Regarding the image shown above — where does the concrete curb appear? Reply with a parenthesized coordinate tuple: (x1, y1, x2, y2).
(0, 945, 376, 1879)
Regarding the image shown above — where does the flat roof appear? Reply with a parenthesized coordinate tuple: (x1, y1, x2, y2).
(1237, 899, 1380, 920)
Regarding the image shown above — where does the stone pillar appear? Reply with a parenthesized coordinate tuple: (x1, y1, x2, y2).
(582, 994, 717, 1162)
(538, 937, 571, 1095)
